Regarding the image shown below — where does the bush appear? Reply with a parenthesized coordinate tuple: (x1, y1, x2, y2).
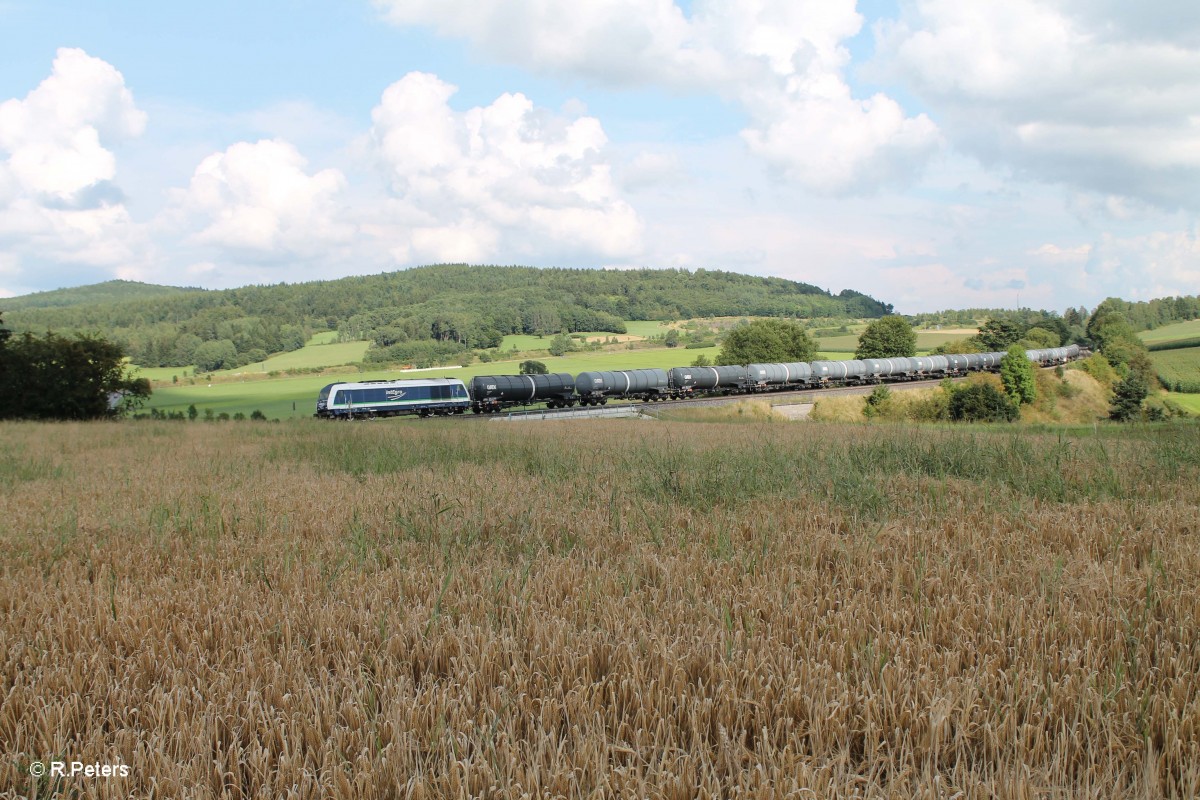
(862, 385, 893, 419)
(949, 383, 1018, 423)
(519, 360, 548, 375)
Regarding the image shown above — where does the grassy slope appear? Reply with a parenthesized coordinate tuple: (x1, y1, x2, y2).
(1139, 318, 1200, 344)
(133, 335, 371, 384)
(815, 328, 979, 353)
(1168, 393, 1200, 413)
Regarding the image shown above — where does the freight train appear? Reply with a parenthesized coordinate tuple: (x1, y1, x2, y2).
(316, 345, 1081, 418)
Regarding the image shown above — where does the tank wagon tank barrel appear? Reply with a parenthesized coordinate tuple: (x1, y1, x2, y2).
(470, 373, 576, 413)
(575, 369, 671, 404)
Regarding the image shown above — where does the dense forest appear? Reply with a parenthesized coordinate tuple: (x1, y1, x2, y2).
(3, 266, 892, 370)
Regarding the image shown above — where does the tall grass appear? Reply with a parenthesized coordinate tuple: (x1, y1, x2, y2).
(3, 418, 1199, 797)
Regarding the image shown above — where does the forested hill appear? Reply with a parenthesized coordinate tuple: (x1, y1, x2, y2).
(3, 265, 892, 369)
(2, 279, 201, 311)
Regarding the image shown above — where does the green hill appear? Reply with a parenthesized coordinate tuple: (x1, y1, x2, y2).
(2, 279, 200, 311)
(3, 265, 893, 371)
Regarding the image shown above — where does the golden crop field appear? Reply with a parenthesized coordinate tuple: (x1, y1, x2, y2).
(3, 419, 1199, 798)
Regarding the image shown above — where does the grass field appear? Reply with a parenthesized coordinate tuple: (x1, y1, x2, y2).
(132, 334, 370, 384)
(814, 328, 978, 354)
(1151, 346, 1200, 391)
(1139, 319, 1200, 345)
(3, 419, 1198, 797)
(1167, 392, 1200, 414)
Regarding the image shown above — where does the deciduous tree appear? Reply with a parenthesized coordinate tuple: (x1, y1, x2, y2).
(717, 320, 816, 365)
(1000, 345, 1036, 405)
(0, 330, 150, 420)
(855, 316, 917, 359)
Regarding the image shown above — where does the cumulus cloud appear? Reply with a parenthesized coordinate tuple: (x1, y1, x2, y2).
(373, 0, 940, 193)
(373, 0, 716, 87)
(876, 0, 1200, 207)
(1084, 229, 1200, 300)
(168, 139, 351, 257)
(368, 72, 643, 264)
(0, 48, 147, 281)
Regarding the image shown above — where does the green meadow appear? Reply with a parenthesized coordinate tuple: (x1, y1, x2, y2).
(133, 334, 371, 385)
(814, 328, 978, 353)
(1167, 392, 1200, 414)
(1139, 318, 1200, 345)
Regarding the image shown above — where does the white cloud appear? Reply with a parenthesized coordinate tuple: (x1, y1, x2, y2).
(0, 48, 148, 284)
(876, 0, 1200, 207)
(1030, 242, 1092, 262)
(373, 0, 715, 87)
(374, 0, 940, 193)
(167, 139, 351, 257)
(1084, 229, 1200, 300)
(0, 47, 145, 202)
(368, 72, 643, 264)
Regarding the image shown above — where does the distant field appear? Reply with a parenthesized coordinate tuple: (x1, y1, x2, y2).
(132, 333, 369, 384)
(308, 330, 339, 344)
(813, 328, 978, 354)
(1167, 392, 1200, 414)
(1151, 346, 1200, 391)
(1139, 319, 1200, 345)
(219, 339, 371, 375)
(498, 331, 637, 352)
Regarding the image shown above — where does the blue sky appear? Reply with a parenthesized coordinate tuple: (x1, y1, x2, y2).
(1, 1, 1197, 312)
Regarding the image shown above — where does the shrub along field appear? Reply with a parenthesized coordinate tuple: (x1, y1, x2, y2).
(3, 419, 1198, 797)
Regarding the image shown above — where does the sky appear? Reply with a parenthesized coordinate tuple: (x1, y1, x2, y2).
(1, 1, 1198, 313)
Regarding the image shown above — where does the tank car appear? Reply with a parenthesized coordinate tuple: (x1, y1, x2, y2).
(744, 362, 813, 389)
(575, 369, 671, 404)
(469, 373, 576, 413)
(667, 365, 747, 396)
(809, 360, 868, 383)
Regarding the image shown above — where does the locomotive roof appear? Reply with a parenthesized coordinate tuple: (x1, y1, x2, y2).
(328, 377, 465, 390)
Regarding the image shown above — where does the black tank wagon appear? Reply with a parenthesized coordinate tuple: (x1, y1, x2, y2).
(469, 373, 576, 413)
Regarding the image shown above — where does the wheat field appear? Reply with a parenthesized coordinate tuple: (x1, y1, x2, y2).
(3, 419, 1198, 798)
